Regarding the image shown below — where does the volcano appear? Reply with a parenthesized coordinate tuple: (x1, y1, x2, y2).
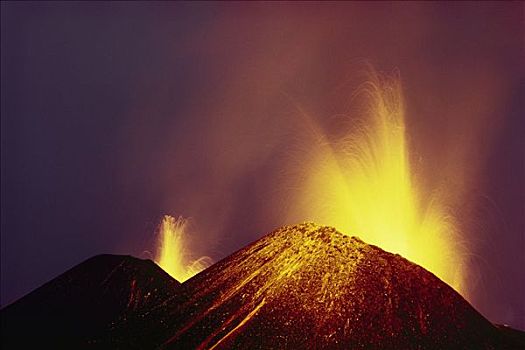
(2, 223, 523, 349)
(1, 254, 180, 348)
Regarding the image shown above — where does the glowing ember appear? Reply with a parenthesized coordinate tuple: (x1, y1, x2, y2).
(285, 72, 466, 296)
(155, 215, 211, 282)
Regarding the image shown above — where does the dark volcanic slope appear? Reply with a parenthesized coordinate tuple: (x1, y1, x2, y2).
(3, 224, 523, 349)
(1, 254, 180, 349)
(111, 223, 522, 349)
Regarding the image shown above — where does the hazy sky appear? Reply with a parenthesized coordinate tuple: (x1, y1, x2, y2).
(1, 2, 523, 329)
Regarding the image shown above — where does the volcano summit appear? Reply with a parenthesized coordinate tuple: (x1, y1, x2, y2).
(1, 223, 523, 349)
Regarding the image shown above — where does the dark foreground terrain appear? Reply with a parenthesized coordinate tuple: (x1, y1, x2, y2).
(2, 223, 524, 349)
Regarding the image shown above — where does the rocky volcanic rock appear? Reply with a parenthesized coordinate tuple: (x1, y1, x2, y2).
(1, 254, 180, 349)
(108, 223, 523, 349)
(2, 224, 524, 349)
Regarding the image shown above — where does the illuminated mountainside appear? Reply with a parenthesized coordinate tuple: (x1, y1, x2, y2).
(110, 223, 521, 349)
(2, 225, 523, 349)
(1, 254, 180, 348)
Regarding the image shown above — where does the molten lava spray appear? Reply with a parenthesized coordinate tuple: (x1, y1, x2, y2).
(285, 71, 467, 296)
(155, 215, 212, 282)
(155, 71, 468, 297)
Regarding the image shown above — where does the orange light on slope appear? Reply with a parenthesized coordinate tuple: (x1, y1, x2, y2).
(155, 215, 212, 282)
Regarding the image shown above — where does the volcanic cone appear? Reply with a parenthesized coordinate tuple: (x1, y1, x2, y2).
(1, 254, 180, 348)
(111, 223, 522, 349)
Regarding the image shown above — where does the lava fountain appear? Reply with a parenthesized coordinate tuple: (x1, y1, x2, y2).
(285, 71, 467, 297)
(155, 70, 469, 297)
(155, 215, 212, 282)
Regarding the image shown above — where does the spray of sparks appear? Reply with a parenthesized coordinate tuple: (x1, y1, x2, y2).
(155, 215, 212, 282)
(285, 71, 467, 296)
(155, 70, 467, 297)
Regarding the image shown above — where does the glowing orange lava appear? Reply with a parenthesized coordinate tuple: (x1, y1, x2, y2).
(155, 215, 211, 282)
(285, 72, 467, 296)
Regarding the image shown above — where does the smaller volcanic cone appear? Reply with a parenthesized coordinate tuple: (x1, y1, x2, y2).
(1, 254, 180, 349)
(116, 223, 522, 349)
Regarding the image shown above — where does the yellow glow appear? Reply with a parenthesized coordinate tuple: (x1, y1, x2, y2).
(287, 72, 466, 296)
(155, 215, 211, 282)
